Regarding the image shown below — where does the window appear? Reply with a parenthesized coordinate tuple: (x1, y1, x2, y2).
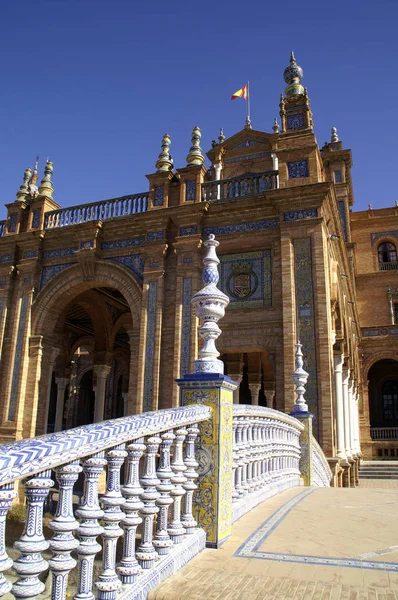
(334, 170, 342, 183)
(378, 242, 397, 264)
(383, 380, 398, 421)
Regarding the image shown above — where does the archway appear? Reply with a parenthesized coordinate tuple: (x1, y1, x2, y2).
(368, 359, 398, 429)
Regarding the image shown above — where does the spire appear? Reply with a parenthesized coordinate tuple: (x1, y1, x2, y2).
(186, 126, 205, 166)
(331, 127, 339, 143)
(28, 156, 39, 198)
(272, 118, 280, 134)
(155, 134, 173, 172)
(16, 167, 32, 202)
(283, 51, 304, 97)
(38, 158, 54, 199)
(218, 128, 226, 144)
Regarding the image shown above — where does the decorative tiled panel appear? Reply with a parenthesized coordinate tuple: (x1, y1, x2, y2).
(180, 278, 192, 377)
(288, 160, 309, 179)
(180, 226, 198, 237)
(143, 281, 157, 412)
(186, 180, 196, 201)
(153, 186, 164, 207)
(23, 278, 31, 284)
(105, 254, 144, 279)
(22, 250, 38, 260)
(284, 209, 317, 221)
(31, 209, 41, 229)
(149, 261, 159, 268)
(231, 140, 264, 149)
(294, 238, 318, 435)
(183, 257, 193, 263)
(220, 250, 272, 310)
(8, 295, 29, 420)
(203, 218, 278, 237)
(224, 152, 270, 164)
(287, 114, 304, 129)
(286, 104, 305, 112)
(8, 215, 18, 233)
(0, 255, 13, 263)
(80, 240, 94, 249)
(101, 237, 145, 250)
(371, 230, 398, 245)
(338, 201, 348, 241)
(40, 264, 73, 289)
(43, 247, 78, 259)
(147, 231, 164, 242)
(0, 281, 6, 287)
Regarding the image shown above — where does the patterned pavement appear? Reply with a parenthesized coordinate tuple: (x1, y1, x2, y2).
(149, 481, 398, 599)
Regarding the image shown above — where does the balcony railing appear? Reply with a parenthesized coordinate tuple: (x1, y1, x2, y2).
(201, 170, 278, 202)
(44, 192, 149, 229)
(379, 261, 398, 271)
(371, 427, 398, 440)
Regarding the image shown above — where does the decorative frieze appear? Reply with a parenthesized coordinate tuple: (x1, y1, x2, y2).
(0, 255, 13, 263)
(179, 226, 198, 237)
(371, 230, 398, 244)
(101, 237, 145, 251)
(284, 208, 317, 221)
(224, 152, 270, 164)
(80, 240, 94, 249)
(105, 255, 144, 279)
(40, 264, 73, 289)
(43, 247, 78, 259)
(203, 218, 278, 237)
(147, 231, 164, 242)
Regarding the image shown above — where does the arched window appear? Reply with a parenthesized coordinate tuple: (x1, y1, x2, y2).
(383, 380, 398, 421)
(378, 242, 397, 264)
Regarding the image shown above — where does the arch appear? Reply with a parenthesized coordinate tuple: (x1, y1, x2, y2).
(32, 260, 142, 336)
(363, 351, 398, 379)
(378, 241, 397, 264)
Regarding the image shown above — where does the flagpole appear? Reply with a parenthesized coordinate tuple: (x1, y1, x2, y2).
(247, 80, 251, 121)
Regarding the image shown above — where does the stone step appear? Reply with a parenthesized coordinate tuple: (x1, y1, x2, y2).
(360, 474, 398, 479)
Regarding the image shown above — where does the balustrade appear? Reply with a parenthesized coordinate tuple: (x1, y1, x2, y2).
(232, 405, 303, 521)
(44, 192, 149, 229)
(371, 427, 398, 440)
(311, 437, 333, 487)
(201, 170, 278, 202)
(0, 405, 210, 600)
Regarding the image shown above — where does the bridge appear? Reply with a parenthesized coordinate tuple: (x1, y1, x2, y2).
(0, 235, 394, 600)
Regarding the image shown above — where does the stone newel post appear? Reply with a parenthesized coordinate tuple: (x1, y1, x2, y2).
(177, 234, 237, 548)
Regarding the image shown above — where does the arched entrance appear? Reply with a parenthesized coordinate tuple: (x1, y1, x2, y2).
(28, 260, 142, 435)
(368, 359, 398, 429)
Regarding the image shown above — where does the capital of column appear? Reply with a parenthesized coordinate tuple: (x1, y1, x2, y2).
(342, 367, 350, 384)
(333, 354, 343, 372)
(93, 364, 112, 381)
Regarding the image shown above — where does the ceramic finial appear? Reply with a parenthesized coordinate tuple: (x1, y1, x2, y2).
(186, 126, 205, 166)
(155, 134, 173, 172)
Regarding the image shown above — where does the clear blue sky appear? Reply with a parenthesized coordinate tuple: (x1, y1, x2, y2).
(0, 0, 396, 220)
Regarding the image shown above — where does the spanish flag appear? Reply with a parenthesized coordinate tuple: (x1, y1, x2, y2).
(231, 85, 248, 100)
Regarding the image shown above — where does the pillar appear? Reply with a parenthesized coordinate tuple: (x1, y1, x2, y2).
(93, 365, 111, 423)
(264, 389, 275, 409)
(333, 355, 346, 461)
(342, 368, 352, 460)
(248, 383, 261, 406)
(54, 377, 69, 432)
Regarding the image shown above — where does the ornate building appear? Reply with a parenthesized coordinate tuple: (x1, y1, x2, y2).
(0, 52, 396, 484)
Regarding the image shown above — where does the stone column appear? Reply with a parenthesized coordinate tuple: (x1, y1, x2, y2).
(342, 368, 352, 460)
(248, 383, 261, 406)
(264, 389, 275, 409)
(333, 355, 346, 461)
(54, 377, 69, 432)
(93, 365, 111, 423)
(229, 376, 241, 404)
(214, 162, 222, 200)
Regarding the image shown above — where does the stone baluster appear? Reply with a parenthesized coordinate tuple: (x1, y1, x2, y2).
(240, 419, 249, 495)
(234, 418, 244, 498)
(75, 452, 106, 600)
(117, 439, 145, 584)
(96, 444, 127, 600)
(153, 431, 175, 556)
(232, 420, 240, 501)
(137, 436, 161, 569)
(12, 470, 54, 600)
(181, 424, 199, 534)
(246, 421, 254, 492)
(168, 428, 187, 544)
(0, 483, 17, 595)
(258, 420, 266, 487)
(48, 460, 82, 600)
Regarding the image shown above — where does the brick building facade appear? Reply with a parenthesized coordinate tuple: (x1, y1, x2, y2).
(0, 53, 396, 485)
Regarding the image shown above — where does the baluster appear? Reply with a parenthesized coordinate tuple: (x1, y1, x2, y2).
(48, 460, 82, 600)
(153, 431, 175, 555)
(232, 420, 239, 501)
(96, 444, 127, 600)
(246, 421, 254, 492)
(252, 421, 259, 488)
(136, 436, 161, 569)
(240, 419, 249, 495)
(12, 470, 54, 600)
(167, 428, 187, 544)
(117, 439, 145, 584)
(0, 483, 16, 595)
(181, 424, 199, 534)
(74, 452, 106, 600)
(234, 418, 244, 497)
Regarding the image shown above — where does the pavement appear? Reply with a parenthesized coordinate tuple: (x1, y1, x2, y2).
(149, 480, 398, 600)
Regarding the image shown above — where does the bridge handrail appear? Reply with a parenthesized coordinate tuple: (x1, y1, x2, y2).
(0, 405, 211, 485)
(233, 404, 305, 430)
(311, 435, 333, 486)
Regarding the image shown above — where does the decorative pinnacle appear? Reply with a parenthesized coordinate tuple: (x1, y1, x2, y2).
(186, 126, 205, 166)
(283, 51, 304, 97)
(291, 341, 309, 413)
(331, 127, 339, 143)
(244, 115, 252, 130)
(191, 234, 229, 374)
(16, 167, 32, 202)
(272, 118, 280, 134)
(155, 134, 173, 172)
(218, 128, 226, 144)
(38, 158, 54, 199)
(28, 156, 39, 197)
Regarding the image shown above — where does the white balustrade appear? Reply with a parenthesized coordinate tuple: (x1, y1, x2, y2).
(312, 437, 333, 487)
(232, 405, 304, 522)
(0, 405, 210, 600)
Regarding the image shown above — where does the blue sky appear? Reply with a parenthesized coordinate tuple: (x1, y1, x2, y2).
(0, 0, 396, 220)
